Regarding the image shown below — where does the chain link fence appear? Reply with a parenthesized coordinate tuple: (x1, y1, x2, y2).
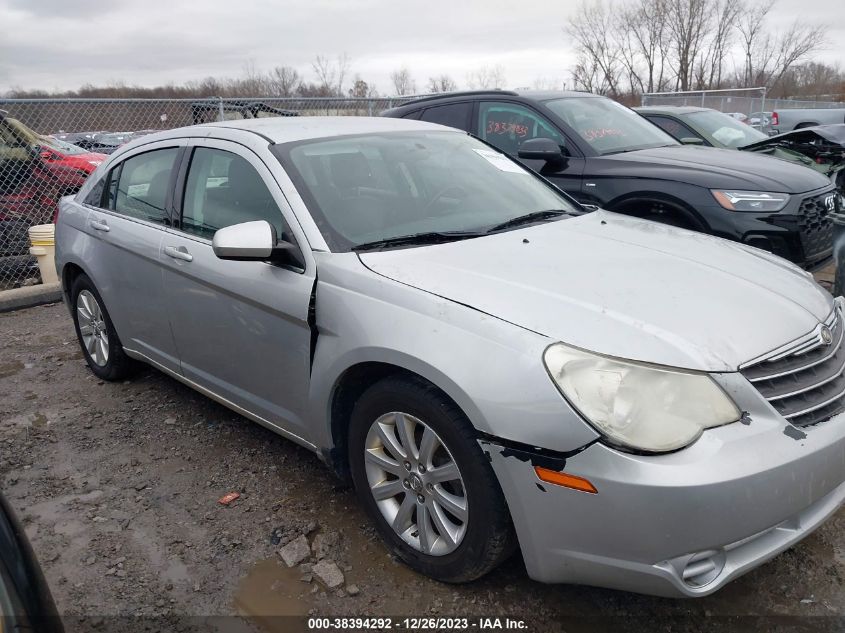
(641, 88, 844, 131)
(0, 96, 416, 290)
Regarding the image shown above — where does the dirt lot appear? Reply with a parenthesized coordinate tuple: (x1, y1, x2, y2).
(2, 300, 845, 633)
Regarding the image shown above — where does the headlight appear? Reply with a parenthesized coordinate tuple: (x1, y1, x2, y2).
(543, 343, 740, 453)
(711, 190, 789, 212)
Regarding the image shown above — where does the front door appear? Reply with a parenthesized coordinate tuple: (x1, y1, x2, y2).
(475, 101, 585, 201)
(160, 139, 315, 439)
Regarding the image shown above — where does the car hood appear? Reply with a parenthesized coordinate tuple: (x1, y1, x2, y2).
(359, 211, 832, 372)
(600, 145, 831, 192)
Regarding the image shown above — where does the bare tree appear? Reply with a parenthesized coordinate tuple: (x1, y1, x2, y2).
(312, 53, 351, 96)
(268, 66, 301, 97)
(426, 75, 458, 93)
(737, 2, 828, 93)
(624, 0, 672, 93)
(390, 67, 417, 95)
(664, 0, 712, 91)
(348, 74, 378, 98)
(466, 65, 507, 89)
(566, 0, 622, 95)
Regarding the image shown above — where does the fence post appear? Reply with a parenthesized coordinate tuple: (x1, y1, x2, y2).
(218, 96, 224, 122)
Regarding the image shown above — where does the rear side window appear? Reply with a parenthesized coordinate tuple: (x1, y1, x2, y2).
(180, 147, 287, 240)
(114, 148, 178, 224)
(420, 103, 471, 130)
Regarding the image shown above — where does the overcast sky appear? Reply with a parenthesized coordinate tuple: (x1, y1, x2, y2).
(1, 0, 842, 95)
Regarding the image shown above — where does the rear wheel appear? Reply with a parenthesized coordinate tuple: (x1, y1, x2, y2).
(348, 376, 515, 582)
(71, 273, 138, 381)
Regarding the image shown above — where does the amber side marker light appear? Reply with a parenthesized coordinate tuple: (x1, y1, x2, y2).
(534, 466, 598, 494)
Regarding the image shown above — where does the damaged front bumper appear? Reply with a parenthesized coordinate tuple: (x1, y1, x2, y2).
(481, 390, 845, 597)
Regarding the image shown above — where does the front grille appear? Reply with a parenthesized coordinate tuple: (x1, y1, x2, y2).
(797, 191, 835, 262)
(741, 307, 845, 427)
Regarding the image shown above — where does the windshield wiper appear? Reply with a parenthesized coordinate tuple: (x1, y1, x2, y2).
(485, 209, 572, 233)
(351, 230, 484, 252)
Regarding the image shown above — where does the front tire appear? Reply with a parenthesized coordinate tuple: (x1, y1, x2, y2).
(348, 376, 515, 583)
(71, 273, 137, 381)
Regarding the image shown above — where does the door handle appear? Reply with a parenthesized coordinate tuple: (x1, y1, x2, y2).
(164, 245, 193, 262)
(88, 219, 110, 232)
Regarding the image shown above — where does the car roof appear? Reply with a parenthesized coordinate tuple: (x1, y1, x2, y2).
(383, 89, 599, 115)
(634, 106, 709, 115)
(135, 116, 452, 145)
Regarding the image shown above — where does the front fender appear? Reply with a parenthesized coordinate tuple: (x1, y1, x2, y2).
(306, 255, 600, 454)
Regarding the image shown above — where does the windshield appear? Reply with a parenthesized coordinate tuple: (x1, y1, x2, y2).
(686, 110, 768, 148)
(39, 135, 87, 155)
(545, 97, 677, 155)
(274, 131, 579, 251)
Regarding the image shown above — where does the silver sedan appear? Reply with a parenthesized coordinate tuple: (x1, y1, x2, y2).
(55, 116, 845, 597)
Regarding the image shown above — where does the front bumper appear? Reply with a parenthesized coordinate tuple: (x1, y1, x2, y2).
(703, 186, 838, 269)
(482, 374, 845, 597)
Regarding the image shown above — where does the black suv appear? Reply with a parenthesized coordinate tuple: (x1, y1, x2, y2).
(384, 91, 839, 268)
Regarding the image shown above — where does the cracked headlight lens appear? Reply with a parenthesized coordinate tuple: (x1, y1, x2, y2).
(544, 343, 741, 453)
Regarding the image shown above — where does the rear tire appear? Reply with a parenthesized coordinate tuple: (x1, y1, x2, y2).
(71, 273, 138, 381)
(348, 376, 516, 583)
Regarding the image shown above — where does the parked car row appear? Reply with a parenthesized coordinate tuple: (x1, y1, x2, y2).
(384, 91, 841, 268)
(56, 105, 845, 599)
(635, 105, 845, 189)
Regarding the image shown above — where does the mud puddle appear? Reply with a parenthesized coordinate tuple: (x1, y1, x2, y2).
(234, 558, 313, 632)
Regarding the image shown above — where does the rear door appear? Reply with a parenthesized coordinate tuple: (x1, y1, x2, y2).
(160, 138, 315, 440)
(474, 100, 585, 201)
(82, 140, 185, 372)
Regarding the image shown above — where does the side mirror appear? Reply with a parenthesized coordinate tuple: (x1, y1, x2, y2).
(518, 138, 566, 166)
(680, 137, 704, 145)
(212, 220, 304, 268)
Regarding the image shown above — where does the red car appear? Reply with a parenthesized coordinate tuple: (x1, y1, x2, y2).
(37, 135, 107, 182)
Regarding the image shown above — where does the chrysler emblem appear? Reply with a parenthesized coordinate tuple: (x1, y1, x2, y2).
(820, 325, 833, 345)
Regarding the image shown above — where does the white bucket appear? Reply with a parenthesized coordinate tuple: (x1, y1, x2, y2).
(28, 224, 58, 284)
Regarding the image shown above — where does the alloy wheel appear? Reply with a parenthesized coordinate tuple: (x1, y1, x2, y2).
(364, 411, 468, 556)
(77, 289, 109, 366)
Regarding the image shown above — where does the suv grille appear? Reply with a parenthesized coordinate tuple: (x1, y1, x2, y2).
(797, 191, 835, 262)
(741, 307, 845, 428)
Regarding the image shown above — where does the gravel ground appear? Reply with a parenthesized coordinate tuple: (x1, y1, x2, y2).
(2, 300, 844, 633)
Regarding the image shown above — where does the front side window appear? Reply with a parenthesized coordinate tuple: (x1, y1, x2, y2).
(477, 102, 565, 156)
(274, 131, 579, 252)
(181, 148, 286, 240)
(545, 97, 677, 155)
(114, 148, 178, 224)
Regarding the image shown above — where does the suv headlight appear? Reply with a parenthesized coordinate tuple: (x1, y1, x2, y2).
(711, 190, 789, 212)
(543, 343, 741, 453)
